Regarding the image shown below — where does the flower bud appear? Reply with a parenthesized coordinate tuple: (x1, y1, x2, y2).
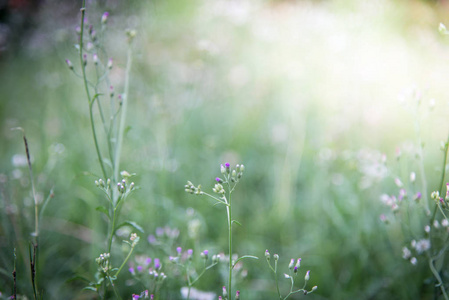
(221, 164, 226, 174)
(225, 162, 230, 173)
(311, 286, 318, 292)
(101, 12, 109, 24)
(410, 172, 416, 183)
(222, 286, 227, 298)
(240, 164, 245, 172)
(235, 291, 240, 300)
(304, 270, 310, 281)
(93, 53, 98, 65)
(273, 254, 279, 261)
(265, 250, 270, 261)
(288, 258, 295, 270)
(107, 58, 113, 69)
(65, 59, 74, 70)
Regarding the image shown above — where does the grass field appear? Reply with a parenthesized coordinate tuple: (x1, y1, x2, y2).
(2, 0, 449, 299)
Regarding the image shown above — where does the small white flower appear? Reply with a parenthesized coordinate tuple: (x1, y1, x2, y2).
(410, 172, 416, 182)
(415, 239, 431, 254)
(411, 240, 416, 248)
(394, 178, 403, 187)
(434, 220, 440, 229)
(284, 274, 290, 279)
(425, 225, 431, 233)
(410, 257, 418, 265)
(402, 247, 411, 260)
(442, 219, 449, 227)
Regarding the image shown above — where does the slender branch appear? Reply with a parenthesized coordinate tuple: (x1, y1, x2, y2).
(79, 1, 108, 179)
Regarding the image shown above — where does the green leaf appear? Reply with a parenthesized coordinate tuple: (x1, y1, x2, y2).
(232, 220, 242, 226)
(115, 221, 144, 234)
(66, 275, 91, 283)
(82, 286, 97, 292)
(95, 206, 110, 220)
(233, 255, 259, 268)
(39, 188, 54, 222)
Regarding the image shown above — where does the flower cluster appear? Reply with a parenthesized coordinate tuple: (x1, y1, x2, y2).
(265, 250, 317, 298)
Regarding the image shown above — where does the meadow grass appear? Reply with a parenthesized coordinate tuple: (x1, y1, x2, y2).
(2, 0, 449, 299)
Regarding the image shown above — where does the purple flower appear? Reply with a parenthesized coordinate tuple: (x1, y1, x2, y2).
(156, 227, 164, 236)
(128, 267, 135, 274)
(147, 235, 156, 244)
(145, 257, 152, 265)
(154, 258, 161, 269)
(203, 249, 209, 256)
(101, 12, 109, 24)
(225, 162, 230, 168)
(137, 265, 143, 272)
(176, 247, 182, 254)
(132, 294, 140, 300)
(187, 249, 193, 256)
(294, 266, 298, 273)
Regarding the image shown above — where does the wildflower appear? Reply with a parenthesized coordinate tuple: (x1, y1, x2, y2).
(402, 247, 411, 259)
(442, 219, 449, 227)
(394, 178, 403, 187)
(414, 192, 422, 202)
(235, 290, 240, 300)
(294, 266, 298, 274)
(225, 162, 230, 173)
(101, 12, 109, 24)
(129, 267, 135, 275)
(176, 247, 182, 255)
(410, 257, 418, 265)
(148, 235, 156, 244)
(154, 258, 161, 270)
(398, 189, 406, 200)
(221, 164, 226, 174)
(273, 254, 279, 261)
(288, 258, 295, 270)
(415, 239, 431, 254)
(425, 225, 431, 233)
(65, 59, 74, 70)
(93, 53, 98, 65)
(222, 286, 228, 298)
(137, 265, 143, 272)
(295, 258, 301, 269)
(410, 172, 416, 182)
(265, 249, 270, 261)
(215, 177, 223, 183)
(107, 58, 113, 69)
(434, 220, 440, 229)
(187, 249, 193, 259)
(201, 250, 209, 260)
(132, 294, 140, 299)
(305, 270, 310, 281)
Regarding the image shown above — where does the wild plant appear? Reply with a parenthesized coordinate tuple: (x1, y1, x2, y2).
(65, 1, 141, 298)
(185, 163, 258, 299)
(264, 250, 317, 299)
(379, 84, 449, 299)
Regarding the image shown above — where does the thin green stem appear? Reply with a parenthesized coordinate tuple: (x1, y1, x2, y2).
(226, 187, 233, 298)
(274, 260, 281, 299)
(428, 257, 449, 300)
(108, 206, 118, 254)
(115, 243, 136, 277)
(80, 1, 107, 179)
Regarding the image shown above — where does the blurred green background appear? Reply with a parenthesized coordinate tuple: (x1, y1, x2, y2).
(2, 0, 449, 299)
